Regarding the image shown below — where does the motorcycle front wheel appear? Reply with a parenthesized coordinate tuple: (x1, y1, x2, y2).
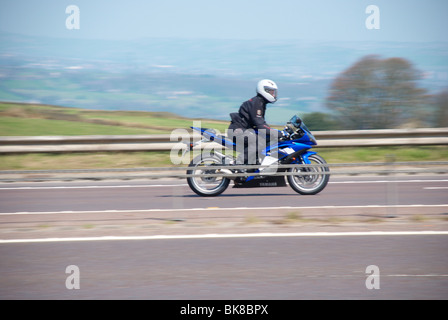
(287, 154, 330, 195)
(186, 154, 230, 197)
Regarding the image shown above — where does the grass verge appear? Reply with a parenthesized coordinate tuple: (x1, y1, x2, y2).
(0, 102, 229, 135)
(0, 146, 446, 170)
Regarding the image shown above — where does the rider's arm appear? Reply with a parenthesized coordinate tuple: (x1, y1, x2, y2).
(250, 104, 272, 130)
(250, 106, 282, 138)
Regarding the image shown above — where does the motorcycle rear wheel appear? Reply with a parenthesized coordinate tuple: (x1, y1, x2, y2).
(187, 154, 230, 197)
(287, 154, 330, 195)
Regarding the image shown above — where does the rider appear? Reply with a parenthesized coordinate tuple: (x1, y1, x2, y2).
(227, 79, 285, 166)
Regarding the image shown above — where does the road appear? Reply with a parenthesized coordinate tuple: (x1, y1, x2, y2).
(0, 175, 447, 234)
(1, 233, 447, 300)
(0, 175, 447, 300)
(0, 175, 447, 213)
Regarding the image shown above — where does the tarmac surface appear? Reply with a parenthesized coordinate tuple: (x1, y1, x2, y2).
(0, 174, 447, 300)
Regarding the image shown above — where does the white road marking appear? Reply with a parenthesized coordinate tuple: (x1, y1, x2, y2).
(1, 230, 447, 244)
(0, 179, 446, 190)
(424, 187, 448, 190)
(387, 274, 448, 277)
(0, 184, 189, 190)
(331, 179, 448, 184)
(1, 204, 447, 216)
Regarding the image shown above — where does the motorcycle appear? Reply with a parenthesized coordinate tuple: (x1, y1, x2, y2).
(184, 114, 330, 196)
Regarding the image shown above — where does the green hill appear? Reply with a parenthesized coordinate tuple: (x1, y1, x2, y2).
(0, 102, 230, 136)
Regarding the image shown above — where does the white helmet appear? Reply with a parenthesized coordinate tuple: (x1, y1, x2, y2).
(256, 79, 278, 103)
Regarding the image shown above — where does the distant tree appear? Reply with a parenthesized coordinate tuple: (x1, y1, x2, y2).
(302, 112, 341, 131)
(326, 55, 427, 129)
(433, 88, 448, 127)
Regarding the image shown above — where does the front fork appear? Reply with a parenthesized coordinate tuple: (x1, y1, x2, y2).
(298, 151, 317, 165)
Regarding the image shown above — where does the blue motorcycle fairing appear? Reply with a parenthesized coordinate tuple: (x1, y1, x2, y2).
(243, 149, 317, 182)
(191, 126, 317, 163)
(191, 126, 236, 149)
(265, 140, 311, 159)
(191, 126, 317, 164)
(264, 140, 317, 164)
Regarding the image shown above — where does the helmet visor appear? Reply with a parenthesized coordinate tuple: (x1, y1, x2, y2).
(264, 86, 277, 100)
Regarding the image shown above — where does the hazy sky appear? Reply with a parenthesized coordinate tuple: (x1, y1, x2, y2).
(1, 0, 447, 42)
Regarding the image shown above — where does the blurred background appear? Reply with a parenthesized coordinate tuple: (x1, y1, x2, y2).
(0, 0, 447, 129)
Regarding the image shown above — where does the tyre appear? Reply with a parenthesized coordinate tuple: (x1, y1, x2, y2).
(287, 154, 330, 195)
(186, 154, 230, 197)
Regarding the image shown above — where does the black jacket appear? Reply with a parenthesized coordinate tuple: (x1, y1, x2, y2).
(229, 95, 274, 134)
